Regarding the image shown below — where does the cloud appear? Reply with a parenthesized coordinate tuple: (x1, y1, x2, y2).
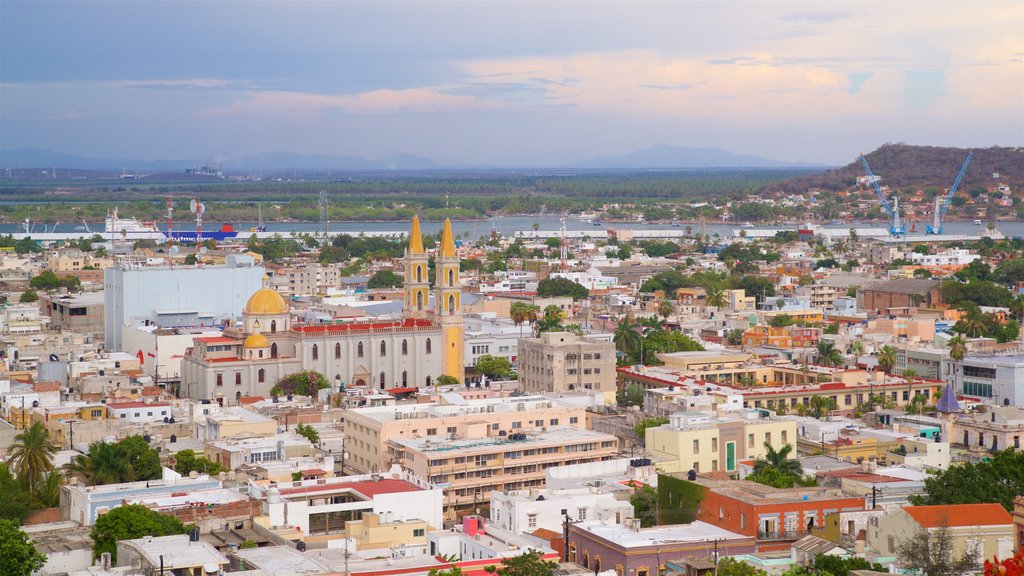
(778, 11, 858, 23)
(64, 110, 89, 120)
(119, 78, 254, 91)
(846, 72, 873, 95)
(203, 88, 482, 118)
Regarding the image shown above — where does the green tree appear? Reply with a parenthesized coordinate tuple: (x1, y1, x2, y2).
(811, 554, 885, 575)
(436, 374, 460, 387)
(630, 485, 659, 527)
(815, 341, 843, 367)
(808, 396, 837, 419)
(272, 370, 330, 397)
(613, 317, 644, 363)
(620, 383, 645, 407)
(173, 449, 224, 476)
(876, 345, 898, 374)
(428, 567, 465, 576)
(748, 442, 805, 488)
(533, 305, 567, 334)
(367, 269, 404, 289)
(908, 449, 1024, 511)
(485, 550, 557, 576)
(474, 355, 515, 380)
(18, 290, 38, 303)
(8, 421, 56, 488)
(118, 435, 162, 481)
(32, 471, 64, 509)
(657, 300, 674, 320)
(295, 423, 321, 445)
(705, 285, 727, 309)
(90, 504, 189, 562)
(716, 557, 768, 576)
(536, 277, 589, 300)
(896, 524, 978, 576)
(768, 314, 795, 328)
(64, 436, 161, 485)
(634, 416, 668, 438)
(0, 464, 31, 522)
(0, 519, 46, 576)
(14, 237, 40, 254)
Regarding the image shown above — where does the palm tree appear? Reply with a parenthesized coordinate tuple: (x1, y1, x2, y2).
(657, 300, 674, 321)
(613, 316, 644, 364)
(524, 304, 541, 333)
(9, 421, 56, 487)
(64, 441, 128, 486)
(754, 442, 803, 477)
(32, 471, 64, 508)
(510, 302, 529, 336)
(957, 309, 987, 338)
(705, 285, 727, 310)
(1011, 294, 1024, 323)
(876, 345, 898, 374)
(948, 334, 968, 388)
(815, 341, 843, 367)
(851, 340, 864, 360)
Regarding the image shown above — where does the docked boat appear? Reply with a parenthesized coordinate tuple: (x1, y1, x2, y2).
(973, 219, 983, 225)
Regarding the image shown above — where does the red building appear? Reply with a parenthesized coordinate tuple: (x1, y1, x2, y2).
(686, 477, 866, 550)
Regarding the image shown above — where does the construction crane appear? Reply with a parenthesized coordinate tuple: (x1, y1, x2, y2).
(927, 150, 973, 235)
(859, 153, 903, 237)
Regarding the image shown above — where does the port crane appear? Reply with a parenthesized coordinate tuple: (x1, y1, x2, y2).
(926, 150, 973, 235)
(859, 153, 903, 237)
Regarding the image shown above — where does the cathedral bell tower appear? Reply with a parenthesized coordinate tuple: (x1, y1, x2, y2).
(403, 216, 429, 319)
(434, 218, 464, 383)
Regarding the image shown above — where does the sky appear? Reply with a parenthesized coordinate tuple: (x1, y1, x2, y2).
(1, 1, 1022, 166)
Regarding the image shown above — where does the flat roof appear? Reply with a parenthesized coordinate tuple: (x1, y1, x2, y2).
(389, 426, 614, 454)
(576, 520, 748, 548)
(121, 534, 225, 569)
(278, 477, 422, 499)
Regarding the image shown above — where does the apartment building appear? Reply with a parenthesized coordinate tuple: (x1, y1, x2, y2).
(952, 406, 1024, 452)
(867, 504, 1015, 562)
(517, 331, 616, 394)
(742, 325, 821, 349)
(646, 410, 798, 476)
(489, 488, 634, 535)
(387, 426, 618, 508)
(954, 355, 1024, 408)
(340, 395, 590, 474)
(268, 262, 342, 297)
(61, 475, 223, 526)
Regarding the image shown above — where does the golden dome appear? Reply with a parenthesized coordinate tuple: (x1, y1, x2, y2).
(245, 288, 288, 315)
(243, 333, 270, 349)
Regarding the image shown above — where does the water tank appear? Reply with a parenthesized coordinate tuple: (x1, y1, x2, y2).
(170, 434, 177, 443)
(687, 470, 697, 481)
(296, 541, 307, 552)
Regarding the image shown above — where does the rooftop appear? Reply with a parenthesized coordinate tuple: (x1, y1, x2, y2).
(120, 534, 226, 570)
(389, 426, 614, 454)
(277, 477, 423, 499)
(905, 503, 1012, 528)
(575, 520, 749, 548)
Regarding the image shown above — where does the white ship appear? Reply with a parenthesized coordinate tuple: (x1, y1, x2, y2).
(104, 207, 161, 236)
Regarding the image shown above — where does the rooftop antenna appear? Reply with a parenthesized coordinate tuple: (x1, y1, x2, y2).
(166, 192, 174, 267)
(560, 215, 568, 272)
(190, 197, 204, 252)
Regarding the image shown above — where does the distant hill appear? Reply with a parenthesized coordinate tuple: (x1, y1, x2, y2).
(0, 148, 439, 172)
(572, 144, 825, 169)
(761, 144, 1024, 195)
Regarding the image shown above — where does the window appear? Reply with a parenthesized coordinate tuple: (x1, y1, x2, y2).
(693, 439, 700, 454)
(748, 433, 755, 448)
(427, 428, 437, 436)
(312, 344, 318, 360)
(335, 343, 341, 359)
(357, 342, 364, 357)
(963, 365, 997, 379)
(270, 320, 277, 333)
(782, 430, 788, 443)
(550, 419, 559, 425)
(216, 374, 223, 386)
(528, 514, 537, 529)
(765, 432, 772, 445)
(380, 341, 387, 356)
(402, 339, 408, 355)
(402, 371, 408, 386)
(448, 268, 454, 286)
(426, 338, 432, 354)
(570, 417, 578, 424)
(235, 373, 242, 385)
(413, 529, 425, 537)
(711, 437, 718, 451)
(271, 343, 278, 358)
(578, 508, 587, 520)
(258, 369, 265, 383)
(845, 394, 852, 405)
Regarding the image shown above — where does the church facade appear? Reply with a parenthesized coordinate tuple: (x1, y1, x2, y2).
(180, 216, 464, 403)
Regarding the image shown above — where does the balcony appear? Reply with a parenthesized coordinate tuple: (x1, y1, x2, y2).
(757, 530, 810, 542)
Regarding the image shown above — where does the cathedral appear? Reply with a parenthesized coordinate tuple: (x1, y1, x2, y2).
(180, 216, 464, 403)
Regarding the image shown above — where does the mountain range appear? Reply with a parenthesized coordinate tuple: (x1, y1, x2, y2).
(0, 145, 821, 172)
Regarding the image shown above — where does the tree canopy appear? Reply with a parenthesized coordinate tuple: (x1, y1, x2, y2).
(272, 370, 330, 397)
(367, 269, 404, 289)
(474, 355, 515, 380)
(0, 519, 46, 576)
(908, 449, 1024, 511)
(90, 504, 190, 562)
(536, 277, 589, 300)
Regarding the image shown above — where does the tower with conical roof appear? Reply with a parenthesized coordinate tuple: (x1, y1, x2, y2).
(434, 218, 465, 383)
(403, 215, 429, 319)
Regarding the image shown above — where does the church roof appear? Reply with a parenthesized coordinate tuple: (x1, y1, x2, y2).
(935, 381, 961, 413)
(439, 218, 457, 258)
(408, 215, 425, 255)
(245, 288, 288, 315)
(243, 334, 269, 349)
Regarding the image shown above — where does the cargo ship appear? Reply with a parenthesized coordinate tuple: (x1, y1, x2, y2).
(166, 224, 239, 242)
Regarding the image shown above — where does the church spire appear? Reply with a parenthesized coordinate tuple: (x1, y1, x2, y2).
(439, 218, 457, 258)
(408, 215, 425, 254)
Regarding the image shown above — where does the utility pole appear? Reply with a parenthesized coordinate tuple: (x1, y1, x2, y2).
(871, 485, 881, 509)
(67, 419, 75, 449)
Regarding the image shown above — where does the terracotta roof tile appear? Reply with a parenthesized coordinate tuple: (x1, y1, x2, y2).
(905, 503, 1012, 528)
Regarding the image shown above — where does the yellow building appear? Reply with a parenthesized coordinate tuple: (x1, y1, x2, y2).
(646, 410, 798, 476)
(342, 512, 431, 551)
(759, 309, 824, 324)
(435, 218, 465, 384)
(868, 504, 1015, 561)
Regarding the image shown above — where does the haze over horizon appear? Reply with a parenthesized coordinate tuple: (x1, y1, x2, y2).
(2, 1, 1022, 167)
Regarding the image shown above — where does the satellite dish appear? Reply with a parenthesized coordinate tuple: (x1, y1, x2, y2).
(189, 199, 198, 213)
(169, 245, 180, 256)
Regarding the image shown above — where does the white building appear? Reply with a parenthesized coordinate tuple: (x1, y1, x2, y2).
(490, 488, 634, 535)
(61, 473, 222, 525)
(106, 401, 171, 423)
(103, 256, 264, 352)
(257, 465, 443, 536)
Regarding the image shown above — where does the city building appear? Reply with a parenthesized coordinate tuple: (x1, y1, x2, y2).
(39, 292, 105, 339)
(103, 255, 265, 351)
(341, 394, 590, 475)
(388, 426, 618, 508)
(180, 216, 465, 403)
(867, 503, 1015, 562)
(567, 521, 754, 576)
(116, 534, 228, 575)
(645, 410, 798, 476)
(954, 355, 1024, 408)
(106, 401, 171, 423)
(857, 278, 942, 315)
(517, 331, 616, 395)
(951, 405, 1024, 451)
(490, 487, 634, 535)
(61, 474, 222, 526)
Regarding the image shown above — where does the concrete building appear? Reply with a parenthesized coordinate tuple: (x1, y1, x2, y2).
(857, 278, 942, 315)
(255, 465, 443, 539)
(490, 488, 634, 535)
(117, 534, 228, 575)
(955, 355, 1024, 408)
(341, 394, 590, 474)
(952, 406, 1024, 452)
(867, 503, 1015, 562)
(106, 401, 171, 423)
(205, 432, 317, 470)
(121, 322, 223, 385)
(567, 521, 754, 576)
(388, 426, 618, 508)
(517, 332, 616, 394)
(61, 474, 222, 526)
(103, 256, 265, 351)
(646, 410, 798, 476)
(40, 292, 105, 338)
(267, 261, 342, 297)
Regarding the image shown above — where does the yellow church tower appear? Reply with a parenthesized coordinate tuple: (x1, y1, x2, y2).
(434, 218, 465, 383)
(403, 215, 429, 319)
